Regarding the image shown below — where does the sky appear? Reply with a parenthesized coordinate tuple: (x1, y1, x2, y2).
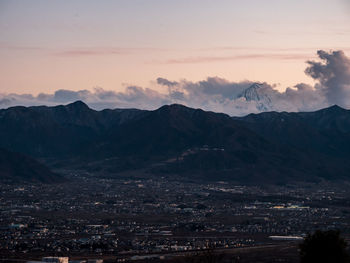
(0, 0, 350, 115)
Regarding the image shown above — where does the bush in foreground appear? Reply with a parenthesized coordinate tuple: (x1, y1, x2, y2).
(299, 230, 350, 263)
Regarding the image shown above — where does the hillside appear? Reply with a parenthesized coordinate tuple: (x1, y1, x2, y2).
(0, 148, 61, 183)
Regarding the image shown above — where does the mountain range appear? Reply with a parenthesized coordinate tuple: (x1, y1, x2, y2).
(1, 101, 350, 184)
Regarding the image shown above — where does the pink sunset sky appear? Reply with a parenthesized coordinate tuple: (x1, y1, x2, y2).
(1, 0, 350, 115)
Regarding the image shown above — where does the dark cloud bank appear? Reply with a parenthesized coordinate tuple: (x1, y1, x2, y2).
(1, 50, 350, 116)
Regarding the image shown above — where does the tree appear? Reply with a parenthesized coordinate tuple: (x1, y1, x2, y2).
(299, 230, 350, 263)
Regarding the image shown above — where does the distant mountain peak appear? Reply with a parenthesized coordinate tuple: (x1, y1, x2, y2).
(157, 104, 194, 113)
(65, 100, 90, 110)
(241, 83, 262, 101)
(317, 104, 347, 114)
(162, 104, 191, 109)
(238, 83, 273, 112)
(327, 105, 345, 111)
(248, 82, 264, 90)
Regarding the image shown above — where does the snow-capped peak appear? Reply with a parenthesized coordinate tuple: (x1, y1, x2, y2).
(238, 83, 273, 111)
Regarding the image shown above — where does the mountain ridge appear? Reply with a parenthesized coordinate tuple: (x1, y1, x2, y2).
(1, 101, 350, 184)
(235, 104, 350, 157)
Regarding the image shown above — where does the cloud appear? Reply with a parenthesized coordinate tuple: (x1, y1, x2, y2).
(1, 50, 349, 116)
(156, 77, 178, 87)
(0, 79, 305, 116)
(0, 98, 14, 106)
(53, 89, 91, 102)
(54, 48, 131, 57)
(164, 53, 313, 64)
(0, 43, 47, 51)
(0, 43, 167, 57)
(54, 47, 168, 57)
(0, 86, 170, 111)
(305, 50, 350, 108)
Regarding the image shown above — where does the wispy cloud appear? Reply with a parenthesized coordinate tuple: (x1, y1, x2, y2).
(54, 47, 168, 57)
(164, 53, 314, 64)
(54, 48, 129, 57)
(0, 43, 47, 51)
(200, 46, 350, 53)
(0, 43, 168, 57)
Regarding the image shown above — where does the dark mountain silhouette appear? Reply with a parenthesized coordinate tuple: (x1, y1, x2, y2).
(0, 148, 61, 183)
(236, 105, 350, 157)
(0, 101, 144, 157)
(0, 101, 350, 184)
(103, 104, 271, 156)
